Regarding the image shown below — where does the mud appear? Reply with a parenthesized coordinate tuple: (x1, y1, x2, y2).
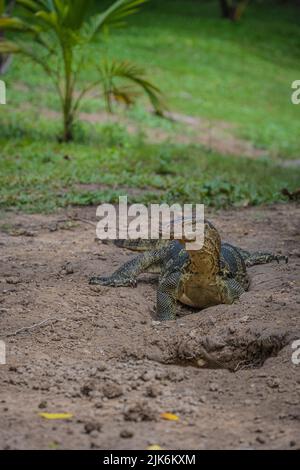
(0, 203, 299, 449)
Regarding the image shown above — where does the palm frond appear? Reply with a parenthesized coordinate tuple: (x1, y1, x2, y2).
(99, 59, 165, 115)
(88, 0, 147, 39)
(63, 0, 94, 30)
(0, 0, 5, 15)
(16, 0, 41, 12)
(0, 16, 38, 33)
(0, 38, 50, 67)
(0, 39, 22, 53)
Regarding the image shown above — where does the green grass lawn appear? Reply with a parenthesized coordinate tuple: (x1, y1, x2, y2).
(0, 0, 299, 213)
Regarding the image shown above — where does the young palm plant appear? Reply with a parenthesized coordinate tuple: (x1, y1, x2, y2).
(0, 0, 165, 141)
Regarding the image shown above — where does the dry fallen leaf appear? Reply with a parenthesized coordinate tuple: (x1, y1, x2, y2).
(147, 445, 164, 450)
(160, 412, 179, 421)
(39, 413, 73, 420)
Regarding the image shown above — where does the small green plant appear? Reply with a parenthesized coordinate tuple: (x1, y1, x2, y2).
(0, 0, 164, 141)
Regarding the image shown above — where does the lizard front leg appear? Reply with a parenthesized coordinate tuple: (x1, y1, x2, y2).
(89, 250, 163, 288)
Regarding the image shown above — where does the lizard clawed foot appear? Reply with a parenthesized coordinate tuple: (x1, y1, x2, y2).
(267, 254, 289, 265)
(89, 276, 137, 288)
(275, 255, 288, 264)
(117, 278, 138, 288)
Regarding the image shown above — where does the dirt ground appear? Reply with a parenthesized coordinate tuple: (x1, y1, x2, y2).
(0, 202, 299, 450)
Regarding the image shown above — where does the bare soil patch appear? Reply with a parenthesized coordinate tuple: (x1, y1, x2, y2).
(0, 203, 299, 449)
(18, 100, 270, 159)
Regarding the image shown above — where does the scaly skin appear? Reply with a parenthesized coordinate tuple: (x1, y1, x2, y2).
(90, 219, 287, 321)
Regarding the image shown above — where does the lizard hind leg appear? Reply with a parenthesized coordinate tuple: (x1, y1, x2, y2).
(233, 245, 288, 267)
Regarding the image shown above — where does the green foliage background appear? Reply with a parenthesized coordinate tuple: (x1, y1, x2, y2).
(0, 0, 299, 212)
